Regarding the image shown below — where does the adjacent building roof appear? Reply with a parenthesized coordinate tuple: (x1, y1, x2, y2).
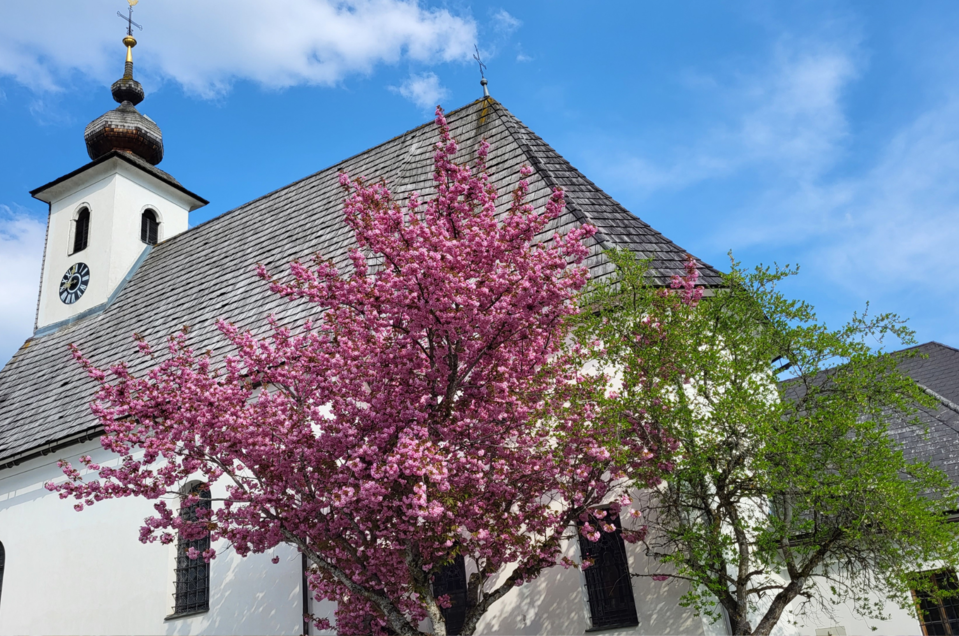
(886, 342, 959, 488)
(894, 341, 959, 405)
(782, 341, 959, 489)
(0, 98, 722, 467)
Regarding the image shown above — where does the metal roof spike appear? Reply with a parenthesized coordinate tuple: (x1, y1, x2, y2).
(473, 45, 490, 98)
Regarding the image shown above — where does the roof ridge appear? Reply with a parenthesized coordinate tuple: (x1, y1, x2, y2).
(490, 101, 722, 282)
(894, 341, 959, 356)
(156, 99, 490, 250)
(23, 100, 487, 344)
(491, 101, 609, 246)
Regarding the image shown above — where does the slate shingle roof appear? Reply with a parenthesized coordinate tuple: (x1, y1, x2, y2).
(893, 342, 959, 405)
(887, 342, 959, 489)
(782, 341, 959, 489)
(0, 98, 722, 467)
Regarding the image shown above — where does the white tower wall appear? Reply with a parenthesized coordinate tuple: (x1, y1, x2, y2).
(32, 155, 205, 332)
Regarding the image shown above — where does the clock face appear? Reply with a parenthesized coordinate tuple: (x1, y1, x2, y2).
(59, 263, 90, 305)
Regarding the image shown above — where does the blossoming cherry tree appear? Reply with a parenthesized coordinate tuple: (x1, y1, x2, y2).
(49, 108, 684, 635)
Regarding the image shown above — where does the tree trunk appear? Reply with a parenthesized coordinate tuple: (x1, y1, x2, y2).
(729, 604, 753, 636)
(750, 579, 804, 636)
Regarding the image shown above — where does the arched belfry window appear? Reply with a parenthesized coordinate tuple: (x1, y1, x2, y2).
(171, 483, 211, 617)
(141, 209, 159, 245)
(0, 540, 6, 606)
(72, 208, 90, 254)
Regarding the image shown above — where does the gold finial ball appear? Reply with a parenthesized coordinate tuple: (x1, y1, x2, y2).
(123, 35, 137, 49)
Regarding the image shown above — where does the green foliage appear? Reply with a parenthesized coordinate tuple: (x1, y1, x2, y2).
(575, 250, 959, 636)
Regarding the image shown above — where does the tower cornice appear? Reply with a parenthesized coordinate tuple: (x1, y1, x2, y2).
(31, 150, 207, 210)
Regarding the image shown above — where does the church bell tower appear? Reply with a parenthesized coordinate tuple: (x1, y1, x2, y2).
(30, 8, 207, 334)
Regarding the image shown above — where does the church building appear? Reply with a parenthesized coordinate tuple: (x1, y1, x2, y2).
(0, 27, 951, 636)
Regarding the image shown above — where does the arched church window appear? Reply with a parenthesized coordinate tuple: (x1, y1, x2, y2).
(0, 540, 6, 605)
(432, 553, 469, 635)
(578, 513, 638, 630)
(171, 483, 211, 617)
(72, 208, 90, 254)
(141, 209, 159, 245)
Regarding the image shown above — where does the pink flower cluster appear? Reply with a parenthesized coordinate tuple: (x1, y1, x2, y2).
(48, 107, 680, 636)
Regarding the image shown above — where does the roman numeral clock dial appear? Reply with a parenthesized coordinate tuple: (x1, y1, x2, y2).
(59, 263, 90, 305)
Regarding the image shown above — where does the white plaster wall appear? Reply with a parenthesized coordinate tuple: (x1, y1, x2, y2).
(0, 441, 304, 635)
(789, 576, 923, 636)
(0, 440, 716, 636)
(475, 524, 707, 636)
(682, 563, 924, 636)
(36, 160, 193, 330)
(0, 441, 927, 635)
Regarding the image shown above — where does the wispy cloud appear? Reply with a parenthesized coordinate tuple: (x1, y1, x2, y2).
(390, 72, 448, 110)
(0, 0, 476, 98)
(789, 98, 959, 292)
(585, 18, 959, 338)
(491, 8, 521, 36)
(600, 37, 859, 195)
(0, 207, 45, 365)
(515, 44, 533, 63)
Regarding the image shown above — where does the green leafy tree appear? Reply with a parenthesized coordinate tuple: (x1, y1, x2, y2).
(577, 251, 959, 636)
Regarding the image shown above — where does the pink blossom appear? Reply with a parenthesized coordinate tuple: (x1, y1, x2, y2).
(48, 107, 677, 636)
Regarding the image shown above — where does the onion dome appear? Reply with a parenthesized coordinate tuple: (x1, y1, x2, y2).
(84, 35, 164, 165)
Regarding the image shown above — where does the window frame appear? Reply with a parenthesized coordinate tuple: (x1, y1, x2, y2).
(166, 482, 212, 620)
(912, 569, 959, 636)
(0, 540, 5, 607)
(432, 553, 470, 635)
(141, 208, 160, 246)
(578, 511, 639, 632)
(71, 207, 90, 255)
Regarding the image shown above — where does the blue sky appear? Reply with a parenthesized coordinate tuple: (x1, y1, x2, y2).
(2, 1, 958, 365)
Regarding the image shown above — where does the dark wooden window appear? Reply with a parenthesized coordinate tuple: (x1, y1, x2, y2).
(73, 208, 90, 253)
(579, 514, 638, 631)
(915, 570, 959, 635)
(172, 483, 211, 617)
(141, 209, 159, 245)
(432, 554, 469, 635)
(0, 540, 5, 606)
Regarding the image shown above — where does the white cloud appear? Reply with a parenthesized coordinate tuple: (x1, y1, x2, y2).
(793, 98, 959, 292)
(515, 43, 532, 63)
(600, 37, 859, 196)
(586, 22, 959, 319)
(390, 71, 448, 110)
(491, 9, 521, 36)
(0, 208, 45, 365)
(0, 0, 476, 98)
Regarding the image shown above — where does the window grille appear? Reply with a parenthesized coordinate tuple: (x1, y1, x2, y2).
(173, 483, 211, 616)
(578, 514, 639, 630)
(73, 208, 90, 253)
(915, 570, 959, 635)
(141, 209, 159, 245)
(432, 553, 469, 635)
(0, 540, 5, 605)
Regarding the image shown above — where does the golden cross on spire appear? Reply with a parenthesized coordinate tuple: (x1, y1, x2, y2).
(117, 0, 142, 70)
(117, 0, 142, 37)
